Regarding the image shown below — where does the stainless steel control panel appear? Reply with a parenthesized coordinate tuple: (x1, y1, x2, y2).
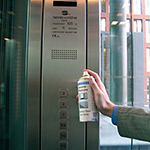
(28, 0, 100, 149)
(41, 0, 86, 149)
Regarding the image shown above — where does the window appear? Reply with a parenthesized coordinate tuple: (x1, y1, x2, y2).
(133, 0, 142, 14)
(101, 18, 106, 31)
(146, 20, 150, 43)
(147, 78, 150, 107)
(101, 0, 106, 12)
(100, 0, 150, 148)
(146, 48, 150, 72)
(134, 19, 142, 32)
(126, 19, 130, 32)
(126, 0, 130, 14)
(145, 0, 150, 15)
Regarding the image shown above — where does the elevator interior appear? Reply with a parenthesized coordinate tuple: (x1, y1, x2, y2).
(1, 0, 150, 150)
(0, 0, 100, 149)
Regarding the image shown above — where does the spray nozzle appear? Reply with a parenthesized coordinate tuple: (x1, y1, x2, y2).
(83, 71, 90, 77)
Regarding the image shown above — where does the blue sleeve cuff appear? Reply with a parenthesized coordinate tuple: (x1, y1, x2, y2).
(111, 105, 118, 125)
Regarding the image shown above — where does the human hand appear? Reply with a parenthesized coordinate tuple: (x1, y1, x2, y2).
(84, 69, 115, 117)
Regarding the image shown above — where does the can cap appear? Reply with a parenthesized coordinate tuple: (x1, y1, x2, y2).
(83, 71, 90, 77)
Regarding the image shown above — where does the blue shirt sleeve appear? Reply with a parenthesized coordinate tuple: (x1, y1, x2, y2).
(111, 105, 118, 125)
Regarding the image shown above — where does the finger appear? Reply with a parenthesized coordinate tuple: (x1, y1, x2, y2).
(89, 76, 101, 94)
(85, 69, 105, 91)
(84, 69, 99, 79)
(84, 69, 101, 84)
(76, 95, 79, 99)
(76, 95, 79, 104)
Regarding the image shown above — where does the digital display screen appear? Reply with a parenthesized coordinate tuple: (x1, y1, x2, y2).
(53, 1, 77, 7)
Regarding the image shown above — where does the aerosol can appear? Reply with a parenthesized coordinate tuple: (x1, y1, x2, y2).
(77, 71, 98, 122)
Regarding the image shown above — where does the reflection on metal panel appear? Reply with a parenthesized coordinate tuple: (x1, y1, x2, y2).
(27, 0, 43, 149)
(1, 0, 29, 149)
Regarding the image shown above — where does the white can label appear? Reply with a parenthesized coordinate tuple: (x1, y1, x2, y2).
(78, 79, 98, 122)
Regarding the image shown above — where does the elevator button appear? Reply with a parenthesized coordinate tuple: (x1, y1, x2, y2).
(59, 142, 68, 150)
(60, 99, 67, 108)
(60, 110, 67, 119)
(60, 131, 68, 140)
(59, 89, 68, 98)
(60, 121, 68, 129)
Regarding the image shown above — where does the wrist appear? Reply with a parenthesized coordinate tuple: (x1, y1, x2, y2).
(107, 103, 115, 117)
(102, 102, 115, 118)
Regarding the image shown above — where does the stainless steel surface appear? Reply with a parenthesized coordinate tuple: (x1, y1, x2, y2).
(41, 0, 86, 149)
(27, 0, 43, 149)
(87, 0, 101, 73)
(87, 0, 100, 149)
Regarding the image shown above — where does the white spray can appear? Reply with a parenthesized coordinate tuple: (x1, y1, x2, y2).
(78, 71, 98, 122)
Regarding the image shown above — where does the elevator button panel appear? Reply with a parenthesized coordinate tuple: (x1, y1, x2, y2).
(59, 89, 68, 150)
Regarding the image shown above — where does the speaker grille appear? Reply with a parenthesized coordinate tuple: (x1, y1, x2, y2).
(51, 49, 77, 60)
